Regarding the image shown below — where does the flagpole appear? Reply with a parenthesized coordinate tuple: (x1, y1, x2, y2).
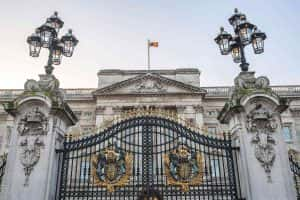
(147, 39, 150, 71)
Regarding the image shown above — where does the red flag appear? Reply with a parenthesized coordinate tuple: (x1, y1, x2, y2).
(149, 41, 159, 47)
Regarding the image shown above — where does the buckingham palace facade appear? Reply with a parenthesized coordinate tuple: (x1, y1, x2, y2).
(0, 68, 300, 200)
(0, 68, 299, 153)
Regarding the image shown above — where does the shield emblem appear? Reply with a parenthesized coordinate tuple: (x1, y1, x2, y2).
(105, 163, 118, 182)
(178, 162, 192, 181)
(164, 144, 204, 191)
(91, 143, 133, 192)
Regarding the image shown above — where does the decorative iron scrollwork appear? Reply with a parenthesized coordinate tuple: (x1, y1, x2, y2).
(91, 143, 133, 192)
(164, 143, 204, 192)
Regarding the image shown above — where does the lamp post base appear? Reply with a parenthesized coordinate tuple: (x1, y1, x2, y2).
(240, 62, 249, 72)
(45, 65, 54, 75)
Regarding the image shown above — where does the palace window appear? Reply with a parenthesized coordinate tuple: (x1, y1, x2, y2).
(0, 135, 2, 150)
(80, 162, 90, 180)
(207, 126, 217, 137)
(82, 126, 94, 135)
(282, 124, 293, 142)
(210, 159, 220, 177)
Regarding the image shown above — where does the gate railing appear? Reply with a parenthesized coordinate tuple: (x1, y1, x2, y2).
(289, 155, 300, 199)
(55, 113, 246, 200)
(0, 153, 7, 191)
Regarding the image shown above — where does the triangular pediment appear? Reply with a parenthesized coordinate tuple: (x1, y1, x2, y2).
(93, 73, 206, 96)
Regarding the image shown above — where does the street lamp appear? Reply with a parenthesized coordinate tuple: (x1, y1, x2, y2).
(215, 8, 266, 72)
(27, 11, 78, 75)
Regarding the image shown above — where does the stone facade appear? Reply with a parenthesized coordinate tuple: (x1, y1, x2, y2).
(0, 68, 299, 199)
(0, 68, 300, 155)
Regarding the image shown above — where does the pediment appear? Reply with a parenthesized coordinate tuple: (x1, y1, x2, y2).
(93, 73, 206, 96)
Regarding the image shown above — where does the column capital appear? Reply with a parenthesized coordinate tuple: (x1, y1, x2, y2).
(218, 71, 288, 123)
(193, 105, 204, 113)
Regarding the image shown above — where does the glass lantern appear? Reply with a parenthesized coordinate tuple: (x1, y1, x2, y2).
(214, 27, 232, 55)
(228, 8, 246, 30)
(237, 21, 255, 45)
(47, 11, 64, 33)
(230, 41, 241, 63)
(61, 29, 79, 57)
(27, 33, 42, 57)
(52, 41, 63, 65)
(251, 29, 266, 54)
(36, 23, 57, 48)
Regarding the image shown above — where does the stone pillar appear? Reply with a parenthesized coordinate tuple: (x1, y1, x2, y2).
(218, 72, 296, 200)
(194, 105, 204, 127)
(95, 106, 105, 127)
(95, 106, 121, 128)
(0, 74, 77, 200)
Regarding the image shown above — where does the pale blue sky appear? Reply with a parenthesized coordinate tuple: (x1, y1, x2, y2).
(0, 0, 299, 89)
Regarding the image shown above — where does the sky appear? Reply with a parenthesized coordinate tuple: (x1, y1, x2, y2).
(0, 0, 299, 89)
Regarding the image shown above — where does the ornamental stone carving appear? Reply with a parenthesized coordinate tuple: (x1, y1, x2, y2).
(17, 107, 48, 186)
(134, 79, 166, 93)
(24, 74, 65, 103)
(234, 71, 270, 90)
(246, 103, 277, 182)
(19, 137, 44, 186)
(25, 74, 59, 92)
(18, 107, 48, 136)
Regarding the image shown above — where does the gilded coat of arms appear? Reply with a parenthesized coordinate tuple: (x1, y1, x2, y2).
(91, 143, 133, 192)
(164, 143, 204, 192)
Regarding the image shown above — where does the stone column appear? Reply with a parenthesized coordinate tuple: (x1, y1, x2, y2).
(0, 74, 77, 200)
(194, 105, 204, 127)
(95, 106, 105, 127)
(95, 106, 121, 128)
(218, 72, 296, 200)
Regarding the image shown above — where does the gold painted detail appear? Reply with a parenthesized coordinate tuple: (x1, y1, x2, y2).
(164, 144, 204, 192)
(95, 108, 208, 135)
(65, 107, 225, 141)
(91, 143, 133, 192)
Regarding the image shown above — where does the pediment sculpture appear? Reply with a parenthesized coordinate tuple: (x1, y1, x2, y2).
(134, 79, 166, 93)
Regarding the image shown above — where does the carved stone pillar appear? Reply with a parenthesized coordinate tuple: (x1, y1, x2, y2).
(95, 106, 105, 127)
(176, 105, 193, 118)
(194, 105, 204, 127)
(95, 106, 121, 128)
(218, 72, 296, 200)
(1, 74, 77, 200)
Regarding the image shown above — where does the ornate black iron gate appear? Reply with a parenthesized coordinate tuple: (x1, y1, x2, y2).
(55, 113, 243, 199)
(289, 155, 300, 200)
(0, 154, 7, 189)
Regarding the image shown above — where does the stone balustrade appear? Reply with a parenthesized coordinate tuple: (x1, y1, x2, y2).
(203, 85, 300, 98)
(0, 85, 300, 100)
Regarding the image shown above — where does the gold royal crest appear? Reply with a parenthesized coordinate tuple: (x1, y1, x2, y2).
(164, 143, 204, 192)
(91, 143, 133, 192)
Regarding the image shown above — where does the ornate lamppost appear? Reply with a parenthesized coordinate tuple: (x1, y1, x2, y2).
(215, 8, 266, 72)
(27, 12, 78, 75)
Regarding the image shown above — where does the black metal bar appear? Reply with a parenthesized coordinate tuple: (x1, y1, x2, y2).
(239, 40, 249, 72)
